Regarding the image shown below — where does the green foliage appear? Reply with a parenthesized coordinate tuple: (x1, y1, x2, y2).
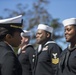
(13, 47, 19, 54)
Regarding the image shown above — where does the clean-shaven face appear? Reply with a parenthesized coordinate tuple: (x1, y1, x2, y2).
(64, 25, 76, 42)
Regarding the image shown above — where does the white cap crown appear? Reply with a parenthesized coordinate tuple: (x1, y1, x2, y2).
(62, 18, 76, 26)
(21, 30, 31, 37)
(37, 24, 53, 33)
(0, 15, 23, 28)
(0, 15, 22, 23)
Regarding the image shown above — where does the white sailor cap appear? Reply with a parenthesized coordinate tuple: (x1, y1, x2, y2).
(62, 18, 76, 27)
(37, 24, 53, 33)
(0, 15, 23, 28)
(21, 30, 31, 37)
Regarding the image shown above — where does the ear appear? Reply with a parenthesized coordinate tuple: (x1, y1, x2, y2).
(24, 38, 29, 42)
(5, 34, 12, 40)
(47, 33, 50, 38)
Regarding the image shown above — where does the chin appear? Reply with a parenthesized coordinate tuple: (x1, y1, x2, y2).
(36, 42, 40, 44)
(66, 39, 71, 42)
(36, 41, 41, 44)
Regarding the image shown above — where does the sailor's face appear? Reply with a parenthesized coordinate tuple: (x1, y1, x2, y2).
(64, 25, 76, 42)
(21, 36, 29, 44)
(10, 31, 22, 47)
(36, 29, 48, 44)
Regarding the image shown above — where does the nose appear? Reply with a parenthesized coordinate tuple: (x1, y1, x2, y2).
(20, 36, 23, 41)
(36, 34, 39, 39)
(36, 34, 38, 38)
(65, 30, 68, 35)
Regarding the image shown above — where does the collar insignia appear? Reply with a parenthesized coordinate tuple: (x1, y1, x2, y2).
(42, 46, 48, 51)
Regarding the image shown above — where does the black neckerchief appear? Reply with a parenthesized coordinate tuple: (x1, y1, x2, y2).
(59, 46, 76, 72)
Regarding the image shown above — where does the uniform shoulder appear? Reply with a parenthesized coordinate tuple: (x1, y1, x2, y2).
(60, 48, 67, 56)
(47, 43, 62, 52)
(48, 42, 60, 48)
(26, 44, 34, 48)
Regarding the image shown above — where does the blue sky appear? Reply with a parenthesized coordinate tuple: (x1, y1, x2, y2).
(49, 0, 76, 22)
(0, 0, 76, 49)
(0, 0, 76, 22)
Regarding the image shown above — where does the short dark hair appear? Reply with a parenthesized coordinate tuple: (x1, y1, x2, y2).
(0, 27, 23, 41)
(74, 25, 76, 30)
(45, 31, 52, 39)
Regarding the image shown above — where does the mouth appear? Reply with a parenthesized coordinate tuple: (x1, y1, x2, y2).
(65, 35, 69, 38)
(65, 35, 69, 40)
(36, 38, 40, 40)
(36, 38, 40, 42)
(36, 39, 40, 42)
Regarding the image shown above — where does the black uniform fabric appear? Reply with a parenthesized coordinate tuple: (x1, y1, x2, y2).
(0, 41, 22, 75)
(57, 47, 76, 75)
(18, 45, 35, 75)
(33, 41, 62, 75)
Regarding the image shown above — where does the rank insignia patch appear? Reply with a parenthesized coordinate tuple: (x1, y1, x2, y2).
(52, 58, 59, 64)
(42, 46, 48, 51)
(52, 53, 57, 59)
(52, 53, 59, 64)
(22, 50, 26, 53)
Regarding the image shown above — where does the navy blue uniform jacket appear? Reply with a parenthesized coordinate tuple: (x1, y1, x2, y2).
(57, 47, 76, 75)
(33, 41, 62, 75)
(0, 41, 22, 75)
(18, 45, 35, 75)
